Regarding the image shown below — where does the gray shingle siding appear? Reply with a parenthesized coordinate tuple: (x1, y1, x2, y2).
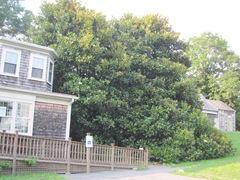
(0, 45, 52, 92)
(33, 102, 68, 139)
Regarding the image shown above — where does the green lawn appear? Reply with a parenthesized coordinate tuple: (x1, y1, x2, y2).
(172, 132, 240, 179)
(0, 173, 67, 180)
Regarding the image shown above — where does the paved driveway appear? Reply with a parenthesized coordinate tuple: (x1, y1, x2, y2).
(61, 166, 207, 180)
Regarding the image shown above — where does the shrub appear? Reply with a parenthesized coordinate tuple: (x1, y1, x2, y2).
(24, 156, 37, 167)
(196, 130, 234, 160)
(0, 161, 11, 174)
(149, 109, 234, 164)
(150, 129, 201, 163)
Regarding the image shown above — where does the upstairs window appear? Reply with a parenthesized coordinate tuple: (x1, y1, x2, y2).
(29, 54, 46, 81)
(32, 57, 44, 78)
(0, 48, 21, 76)
(48, 61, 54, 84)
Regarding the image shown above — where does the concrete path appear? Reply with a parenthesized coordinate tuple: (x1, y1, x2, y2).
(61, 166, 207, 180)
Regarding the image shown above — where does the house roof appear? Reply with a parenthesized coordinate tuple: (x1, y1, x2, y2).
(0, 37, 58, 60)
(206, 99, 235, 111)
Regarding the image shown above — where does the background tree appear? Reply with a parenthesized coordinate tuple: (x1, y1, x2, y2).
(187, 32, 240, 130)
(0, 0, 32, 38)
(27, 0, 234, 163)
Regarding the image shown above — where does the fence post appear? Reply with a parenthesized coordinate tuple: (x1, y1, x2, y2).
(2, 130, 6, 155)
(139, 148, 143, 167)
(111, 143, 114, 171)
(129, 149, 132, 166)
(12, 131, 18, 175)
(144, 148, 149, 168)
(126, 147, 130, 165)
(86, 133, 90, 173)
(66, 137, 72, 174)
(41, 139, 45, 159)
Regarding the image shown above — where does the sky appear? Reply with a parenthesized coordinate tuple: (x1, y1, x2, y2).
(22, 0, 240, 55)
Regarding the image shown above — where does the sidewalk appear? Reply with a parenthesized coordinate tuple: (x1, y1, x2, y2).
(61, 166, 207, 180)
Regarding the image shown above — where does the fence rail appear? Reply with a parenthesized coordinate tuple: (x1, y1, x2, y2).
(0, 131, 148, 175)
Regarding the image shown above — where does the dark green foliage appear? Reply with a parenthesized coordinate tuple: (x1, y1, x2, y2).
(194, 114, 234, 160)
(24, 156, 37, 167)
(150, 110, 234, 163)
(236, 112, 240, 131)
(150, 129, 199, 163)
(28, 0, 234, 163)
(0, 161, 11, 173)
(0, 0, 32, 38)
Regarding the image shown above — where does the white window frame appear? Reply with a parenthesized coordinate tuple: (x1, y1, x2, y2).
(0, 48, 21, 77)
(0, 98, 34, 136)
(28, 53, 47, 81)
(47, 59, 54, 85)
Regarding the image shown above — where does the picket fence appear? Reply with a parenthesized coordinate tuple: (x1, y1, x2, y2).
(0, 131, 148, 175)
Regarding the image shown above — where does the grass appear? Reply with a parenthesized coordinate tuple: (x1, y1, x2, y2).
(0, 173, 68, 180)
(172, 132, 240, 179)
(136, 166, 147, 171)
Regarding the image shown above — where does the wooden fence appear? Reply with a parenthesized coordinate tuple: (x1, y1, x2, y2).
(0, 131, 148, 175)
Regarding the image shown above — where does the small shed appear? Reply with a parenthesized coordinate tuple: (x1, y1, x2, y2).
(200, 95, 236, 131)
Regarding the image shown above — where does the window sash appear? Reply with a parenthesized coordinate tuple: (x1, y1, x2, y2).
(32, 57, 44, 69)
(4, 62, 17, 74)
(32, 67, 43, 78)
(5, 51, 18, 64)
(48, 61, 54, 83)
(0, 117, 12, 131)
(0, 101, 13, 116)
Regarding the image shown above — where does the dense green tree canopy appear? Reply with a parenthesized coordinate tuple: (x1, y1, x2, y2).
(187, 32, 240, 130)
(28, 0, 234, 163)
(0, 0, 32, 37)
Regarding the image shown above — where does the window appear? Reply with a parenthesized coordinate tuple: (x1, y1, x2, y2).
(0, 48, 21, 76)
(16, 103, 30, 133)
(0, 101, 13, 131)
(47, 61, 54, 84)
(0, 100, 33, 135)
(29, 54, 46, 81)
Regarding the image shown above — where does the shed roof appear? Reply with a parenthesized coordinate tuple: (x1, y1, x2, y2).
(203, 99, 218, 112)
(206, 99, 235, 111)
(200, 94, 235, 112)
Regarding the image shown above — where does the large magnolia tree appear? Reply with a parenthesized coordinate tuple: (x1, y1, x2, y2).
(27, 0, 234, 163)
